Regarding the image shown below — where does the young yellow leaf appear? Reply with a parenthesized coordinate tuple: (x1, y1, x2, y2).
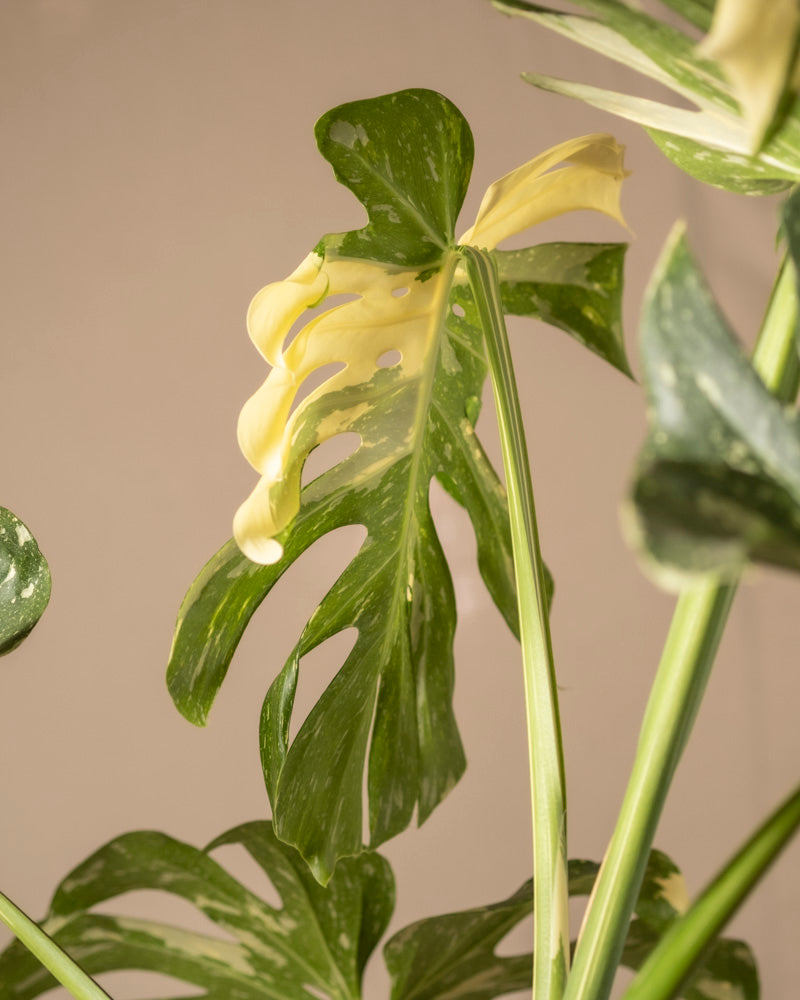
(698, 0, 800, 151)
(460, 133, 627, 249)
(236, 133, 627, 566)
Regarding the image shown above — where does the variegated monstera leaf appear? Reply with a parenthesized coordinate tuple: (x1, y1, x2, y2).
(493, 0, 800, 192)
(626, 203, 800, 587)
(0, 833, 755, 1000)
(168, 88, 629, 883)
(0, 821, 394, 1000)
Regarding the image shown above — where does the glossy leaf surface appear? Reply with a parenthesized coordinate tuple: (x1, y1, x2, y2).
(384, 851, 756, 1000)
(0, 507, 51, 656)
(494, 0, 800, 191)
(626, 224, 800, 585)
(169, 90, 628, 883)
(0, 822, 394, 1000)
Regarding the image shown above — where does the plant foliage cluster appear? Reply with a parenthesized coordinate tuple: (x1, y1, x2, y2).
(4, 2, 800, 999)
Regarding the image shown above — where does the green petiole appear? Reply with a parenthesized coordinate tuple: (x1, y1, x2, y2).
(565, 252, 800, 1000)
(0, 891, 111, 1000)
(461, 243, 569, 1000)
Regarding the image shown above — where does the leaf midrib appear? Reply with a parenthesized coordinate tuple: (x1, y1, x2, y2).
(371, 251, 459, 781)
(344, 142, 450, 254)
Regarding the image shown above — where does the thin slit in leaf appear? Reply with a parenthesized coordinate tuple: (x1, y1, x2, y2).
(207, 842, 283, 911)
(289, 626, 360, 744)
(288, 361, 348, 419)
(301, 431, 362, 487)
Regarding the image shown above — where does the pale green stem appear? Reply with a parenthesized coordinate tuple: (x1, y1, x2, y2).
(565, 253, 799, 1000)
(0, 892, 111, 1000)
(461, 244, 569, 1000)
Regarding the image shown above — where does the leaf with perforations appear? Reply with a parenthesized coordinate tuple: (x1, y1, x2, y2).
(0, 821, 394, 1000)
(384, 850, 757, 1000)
(168, 89, 628, 883)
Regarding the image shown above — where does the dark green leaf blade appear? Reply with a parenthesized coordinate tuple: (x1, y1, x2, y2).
(0, 821, 394, 1000)
(167, 538, 282, 725)
(384, 879, 533, 1000)
(0, 507, 51, 657)
(627, 223, 800, 583)
(316, 89, 473, 267)
(385, 850, 756, 1000)
(170, 90, 630, 883)
(646, 129, 794, 195)
(494, 242, 631, 376)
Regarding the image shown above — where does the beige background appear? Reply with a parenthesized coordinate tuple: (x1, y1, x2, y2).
(1, 2, 798, 997)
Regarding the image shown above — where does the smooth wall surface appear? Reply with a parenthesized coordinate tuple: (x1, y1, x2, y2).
(1, 2, 797, 997)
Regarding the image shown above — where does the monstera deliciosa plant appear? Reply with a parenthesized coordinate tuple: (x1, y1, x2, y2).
(4, 2, 800, 999)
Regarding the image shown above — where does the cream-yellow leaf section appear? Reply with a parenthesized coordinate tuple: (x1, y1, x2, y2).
(235, 134, 627, 565)
(698, 0, 800, 151)
(459, 133, 627, 249)
(234, 255, 449, 564)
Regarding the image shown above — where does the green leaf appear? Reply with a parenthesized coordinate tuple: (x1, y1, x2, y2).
(494, 242, 630, 376)
(0, 821, 394, 1000)
(493, 0, 800, 190)
(383, 851, 756, 1000)
(654, 0, 714, 33)
(0, 507, 51, 657)
(517, 69, 794, 193)
(315, 89, 473, 267)
(384, 879, 533, 1000)
(169, 91, 629, 883)
(646, 129, 794, 195)
(623, 783, 800, 1000)
(625, 223, 800, 584)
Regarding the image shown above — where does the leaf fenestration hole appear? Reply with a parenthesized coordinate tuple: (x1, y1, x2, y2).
(281, 292, 359, 353)
(210, 842, 283, 910)
(301, 431, 361, 488)
(495, 911, 532, 958)
(289, 362, 347, 418)
(391, 286, 410, 298)
(289, 624, 361, 744)
(376, 349, 402, 369)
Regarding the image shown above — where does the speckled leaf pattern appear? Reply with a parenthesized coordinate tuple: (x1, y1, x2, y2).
(169, 90, 628, 884)
(0, 821, 394, 1000)
(626, 223, 800, 585)
(0, 507, 50, 657)
(494, 0, 800, 191)
(384, 850, 757, 1000)
(493, 242, 629, 375)
(315, 90, 473, 268)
